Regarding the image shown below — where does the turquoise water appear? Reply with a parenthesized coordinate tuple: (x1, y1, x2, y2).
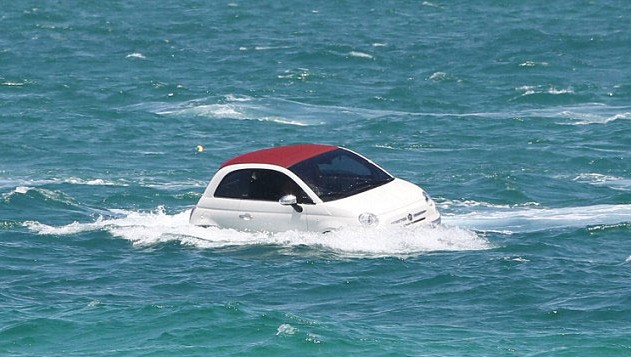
(2, 1, 630, 355)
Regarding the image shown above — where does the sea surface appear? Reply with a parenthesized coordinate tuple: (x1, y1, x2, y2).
(2, 1, 630, 355)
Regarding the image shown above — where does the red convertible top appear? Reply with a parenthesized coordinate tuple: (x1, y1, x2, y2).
(220, 144, 338, 168)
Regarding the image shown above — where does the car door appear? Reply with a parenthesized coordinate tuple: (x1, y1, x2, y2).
(237, 199, 307, 232)
(215, 168, 309, 232)
(205, 169, 252, 229)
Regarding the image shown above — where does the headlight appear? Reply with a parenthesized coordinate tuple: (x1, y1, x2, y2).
(358, 212, 379, 227)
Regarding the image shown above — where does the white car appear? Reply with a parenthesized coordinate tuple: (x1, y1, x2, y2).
(190, 144, 440, 232)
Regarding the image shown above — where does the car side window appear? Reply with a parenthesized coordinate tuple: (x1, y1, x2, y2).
(214, 169, 252, 199)
(214, 169, 313, 204)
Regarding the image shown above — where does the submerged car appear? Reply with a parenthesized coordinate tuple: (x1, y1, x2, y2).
(190, 144, 441, 232)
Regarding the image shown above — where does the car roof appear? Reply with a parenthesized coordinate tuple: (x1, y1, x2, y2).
(220, 144, 339, 169)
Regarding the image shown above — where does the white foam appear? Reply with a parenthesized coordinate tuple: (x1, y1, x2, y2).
(26, 219, 101, 235)
(65, 177, 127, 186)
(182, 104, 245, 119)
(573, 173, 631, 191)
(422, 1, 441, 8)
(574, 173, 620, 183)
(14, 186, 31, 194)
(516, 85, 537, 96)
(515, 85, 574, 97)
(2, 186, 75, 204)
(0, 177, 205, 195)
(276, 324, 297, 336)
(277, 68, 311, 81)
(548, 87, 574, 95)
(519, 61, 549, 67)
(25, 207, 491, 258)
(129, 96, 502, 129)
(438, 199, 540, 212)
(155, 102, 314, 126)
(224, 94, 252, 102)
(0, 177, 129, 189)
(428, 72, 447, 81)
(561, 110, 631, 124)
(348, 51, 374, 59)
(517, 104, 631, 125)
(254, 45, 291, 51)
(2, 81, 26, 86)
(125, 52, 146, 59)
(2, 186, 33, 200)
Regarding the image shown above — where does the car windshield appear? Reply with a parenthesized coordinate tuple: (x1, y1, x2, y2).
(289, 148, 394, 202)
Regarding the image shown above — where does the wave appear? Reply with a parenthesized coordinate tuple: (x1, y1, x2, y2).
(2, 186, 34, 201)
(25, 207, 491, 258)
(0, 177, 206, 194)
(129, 96, 329, 126)
(127, 95, 402, 126)
(347, 51, 374, 59)
(573, 173, 631, 192)
(442, 203, 631, 233)
(2, 186, 78, 206)
(125, 52, 146, 59)
(421, 1, 441, 8)
(0, 177, 128, 191)
(128, 94, 631, 128)
(127, 95, 506, 126)
(560, 110, 631, 125)
(522, 104, 631, 125)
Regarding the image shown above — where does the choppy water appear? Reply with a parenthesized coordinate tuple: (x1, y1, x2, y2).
(2, 1, 630, 355)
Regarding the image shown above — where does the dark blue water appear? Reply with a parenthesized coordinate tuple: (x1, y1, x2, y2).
(2, 1, 630, 355)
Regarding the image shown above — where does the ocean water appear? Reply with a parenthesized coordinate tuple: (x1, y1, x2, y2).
(1, 1, 630, 355)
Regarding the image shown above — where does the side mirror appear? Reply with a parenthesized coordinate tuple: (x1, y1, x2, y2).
(279, 194, 303, 213)
(279, 194, 297, 206)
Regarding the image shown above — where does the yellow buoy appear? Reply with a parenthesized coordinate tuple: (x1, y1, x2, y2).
(195, 145, 204, 153)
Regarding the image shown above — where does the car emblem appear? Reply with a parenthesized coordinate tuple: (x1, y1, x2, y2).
(407, 213, 413, 221)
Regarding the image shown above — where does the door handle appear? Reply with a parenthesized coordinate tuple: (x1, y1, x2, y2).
(239, 213, 252, 220)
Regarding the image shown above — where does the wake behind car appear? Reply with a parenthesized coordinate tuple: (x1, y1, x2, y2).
(190, 144, 441, 232)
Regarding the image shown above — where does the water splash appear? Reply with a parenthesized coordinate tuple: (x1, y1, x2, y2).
(25, 207, 490, 258)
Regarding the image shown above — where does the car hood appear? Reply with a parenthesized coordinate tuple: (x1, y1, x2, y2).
(323, 178, 425, 215)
